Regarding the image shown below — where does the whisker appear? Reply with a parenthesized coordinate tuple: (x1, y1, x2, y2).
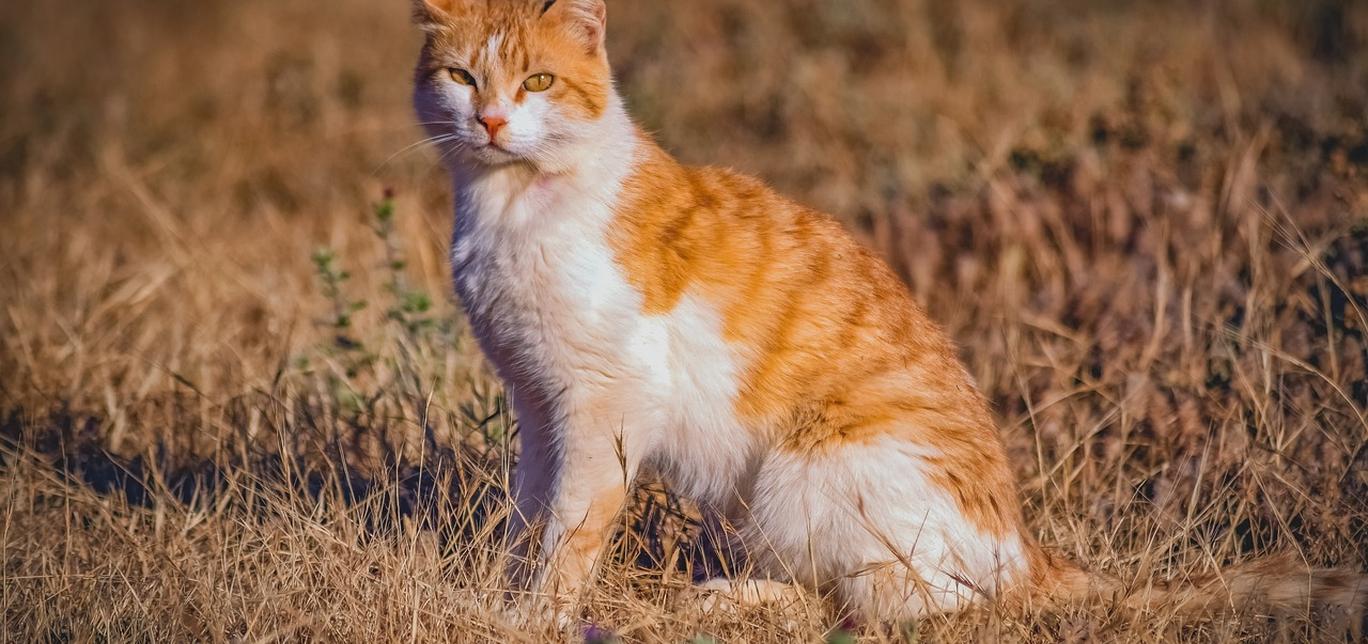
(371, 132, 464, 175)
(434, 139, 469, 166)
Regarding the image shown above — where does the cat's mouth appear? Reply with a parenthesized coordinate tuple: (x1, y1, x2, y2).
(471, 141, 525, 167)
(480, 137, 533, 156)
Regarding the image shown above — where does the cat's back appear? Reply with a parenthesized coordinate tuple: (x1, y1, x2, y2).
(610, 143, 990, 436)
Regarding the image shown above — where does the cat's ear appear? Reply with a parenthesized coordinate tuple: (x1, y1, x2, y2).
(540, 0, 607, 55)
(412, 0, 467, 30)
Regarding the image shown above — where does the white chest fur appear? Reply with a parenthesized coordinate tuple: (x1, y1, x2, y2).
(450, 161, 643, 399)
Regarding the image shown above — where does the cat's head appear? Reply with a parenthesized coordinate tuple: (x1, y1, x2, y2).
(412, 0, 614, 171)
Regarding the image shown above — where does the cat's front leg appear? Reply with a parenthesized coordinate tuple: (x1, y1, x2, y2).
(530, 402, 646, 611)
(504, 400, 557, 594)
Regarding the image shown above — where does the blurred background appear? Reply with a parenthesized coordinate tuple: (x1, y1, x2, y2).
(1, 0, 1366, 640)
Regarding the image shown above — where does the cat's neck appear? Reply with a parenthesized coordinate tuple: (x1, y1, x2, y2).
(447, 92, 640, 234)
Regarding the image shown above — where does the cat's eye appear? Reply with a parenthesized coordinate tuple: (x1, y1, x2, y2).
(448, 68, 476, 88)
(523, 73, 555, 93)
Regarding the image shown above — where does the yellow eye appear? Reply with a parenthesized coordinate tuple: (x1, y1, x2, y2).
(448, 68, 476, 87)
(523, 73, 555, 93)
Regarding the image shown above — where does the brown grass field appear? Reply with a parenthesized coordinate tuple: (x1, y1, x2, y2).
(2, 0, 1367, 641)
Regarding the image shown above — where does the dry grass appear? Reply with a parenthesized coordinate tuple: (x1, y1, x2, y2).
(2, 0, 1367, 641)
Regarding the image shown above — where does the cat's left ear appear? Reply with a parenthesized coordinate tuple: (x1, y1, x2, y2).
(540, 0, 607, 55)
(412, 0, 468, 31)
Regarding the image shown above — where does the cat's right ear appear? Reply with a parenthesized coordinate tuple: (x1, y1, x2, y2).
(540, 0, 607, 55)
(411, 0, 465, 31)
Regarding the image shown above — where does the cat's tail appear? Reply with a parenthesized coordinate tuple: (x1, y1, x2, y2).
(1024, 546, 1367, 630)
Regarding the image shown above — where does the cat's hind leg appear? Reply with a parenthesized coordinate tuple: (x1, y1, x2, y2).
(743, 435, 1033, 621)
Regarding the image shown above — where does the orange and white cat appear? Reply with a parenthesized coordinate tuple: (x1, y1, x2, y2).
(412, 0, 1364, 624)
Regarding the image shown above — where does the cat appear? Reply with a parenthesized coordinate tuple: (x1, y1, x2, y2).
(411, 0, 1365, 624)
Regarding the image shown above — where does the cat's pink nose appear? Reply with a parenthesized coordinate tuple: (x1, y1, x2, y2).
(478, 114, 508, 140)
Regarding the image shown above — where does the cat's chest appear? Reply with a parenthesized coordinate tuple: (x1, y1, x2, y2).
(455, 228, 623, 337)
(450, 182, 641, 377)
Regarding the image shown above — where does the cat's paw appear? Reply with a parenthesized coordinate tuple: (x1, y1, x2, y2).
(692, 577, 804, 616)
(694, 577, 740, 616)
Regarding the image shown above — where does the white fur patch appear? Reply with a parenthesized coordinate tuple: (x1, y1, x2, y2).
(643, 294, 759, 505)
(483, 32, 504, 64)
